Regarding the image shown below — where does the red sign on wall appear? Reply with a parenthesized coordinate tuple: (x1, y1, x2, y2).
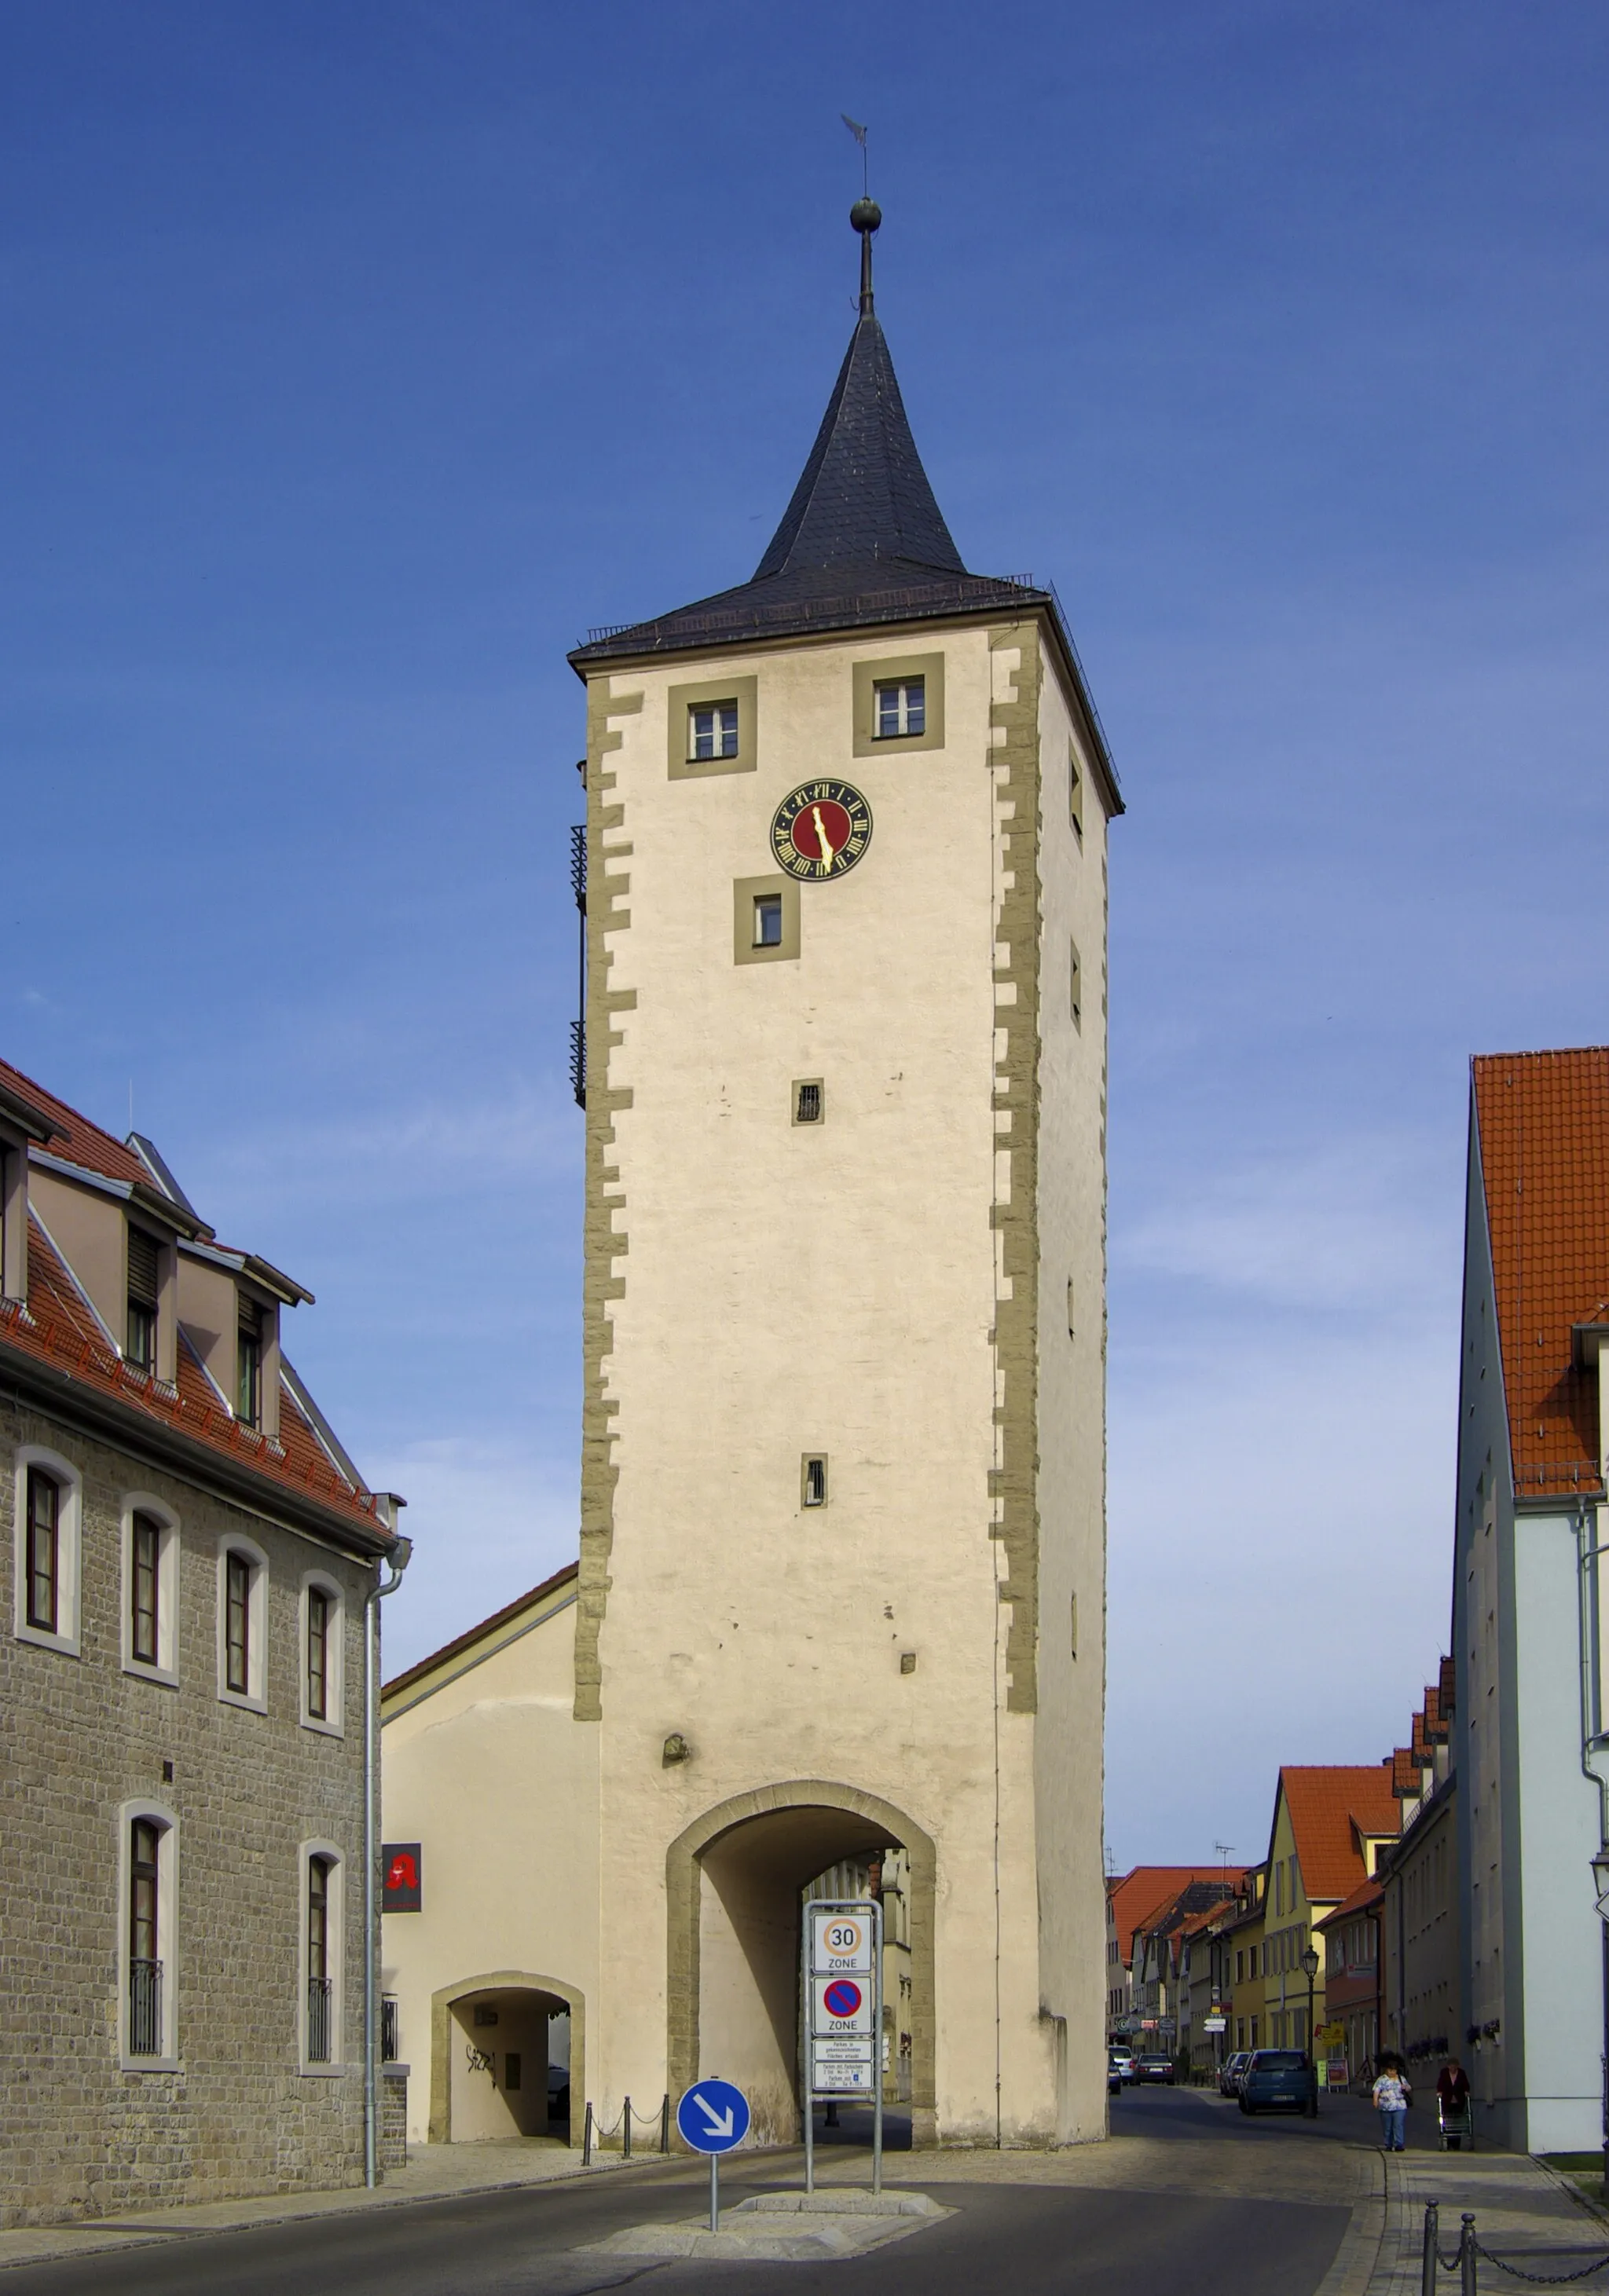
(383, 1843, 422, 1913)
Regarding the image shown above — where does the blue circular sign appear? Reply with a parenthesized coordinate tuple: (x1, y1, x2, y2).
(676, 2078, 751, 2155)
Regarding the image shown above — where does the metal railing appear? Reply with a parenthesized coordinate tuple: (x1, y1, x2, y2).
(306, 1978, 332, 2065)
(381, 1994, 399, 2064)
(1423, 2201, 1609, 2290)
(129, 1958, 162, 2056)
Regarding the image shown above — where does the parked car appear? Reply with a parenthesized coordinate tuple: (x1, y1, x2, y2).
(1109, 2049, 1137, 2085)
(1238, 2049, 1314, 2115)
(1134, 2055, 1176, 2085)
(1219, 2051, 1251, 2096)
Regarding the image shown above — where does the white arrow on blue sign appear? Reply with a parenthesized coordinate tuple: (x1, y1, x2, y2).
(675, 2079, 751, 2155)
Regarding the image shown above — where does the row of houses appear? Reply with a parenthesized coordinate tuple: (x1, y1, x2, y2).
(1112, 1045, 1609, 2154)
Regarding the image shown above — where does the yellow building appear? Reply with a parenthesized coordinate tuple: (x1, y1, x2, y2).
(382, 202, 1121, 2151)
(1259, 1769, 1398, 2054)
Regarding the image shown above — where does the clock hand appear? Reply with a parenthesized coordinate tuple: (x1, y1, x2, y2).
(811, 805, 837, 872)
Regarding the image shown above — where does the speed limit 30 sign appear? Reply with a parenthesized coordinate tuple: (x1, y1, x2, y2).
(812, 1910, 873, 1972)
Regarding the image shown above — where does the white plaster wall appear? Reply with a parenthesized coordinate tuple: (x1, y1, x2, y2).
(1032, 650, 1112, 2142)
(380, 1598, 598, 2145)
(1512, 1507, 1603, 2152)
(588, 623, 1068, 2141)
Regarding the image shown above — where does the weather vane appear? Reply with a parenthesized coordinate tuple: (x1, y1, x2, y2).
(841, 113, 870, 198)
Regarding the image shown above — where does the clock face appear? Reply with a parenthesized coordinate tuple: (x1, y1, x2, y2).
(770, 779, 874, 882)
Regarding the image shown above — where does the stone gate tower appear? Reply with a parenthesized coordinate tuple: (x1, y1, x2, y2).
(567, 205, 1121, 2147)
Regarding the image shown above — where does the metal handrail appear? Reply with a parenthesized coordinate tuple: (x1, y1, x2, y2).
(129, 1958, 163, 2057)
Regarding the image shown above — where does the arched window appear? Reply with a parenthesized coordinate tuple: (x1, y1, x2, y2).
(299, 1842, 344, 2071)
(13, 1447, 82, 1655)
(216, 1539, 268, 1709)
(299, 1574, 345, 1734)
(123, 1496, 180, 1681)
(119, 1800, 178, 2067)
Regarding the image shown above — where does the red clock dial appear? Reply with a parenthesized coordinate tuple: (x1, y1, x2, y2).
(790, 799, 853, 864)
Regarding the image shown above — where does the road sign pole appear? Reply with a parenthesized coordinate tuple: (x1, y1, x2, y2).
(801, 1910, 815, 2194)
(872, 1895, 883, 2196)
(709, 2149, 720, 2235)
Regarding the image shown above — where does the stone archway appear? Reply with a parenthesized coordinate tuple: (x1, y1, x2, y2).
(665, 1781, 936, 2147)
(428, 1970, 585, 2146)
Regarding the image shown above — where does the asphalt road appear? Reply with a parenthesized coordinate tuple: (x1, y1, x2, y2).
(5, 2090, 1354, 2295)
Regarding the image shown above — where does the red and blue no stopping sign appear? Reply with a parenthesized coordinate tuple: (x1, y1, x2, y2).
(823, 1978, 863, 2020)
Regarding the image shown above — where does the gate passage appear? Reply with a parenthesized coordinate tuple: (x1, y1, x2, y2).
(802, 1899, 883, 2195)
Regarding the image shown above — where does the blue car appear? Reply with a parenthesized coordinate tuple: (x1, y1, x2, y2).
(1238, 2049, 1315, 2115)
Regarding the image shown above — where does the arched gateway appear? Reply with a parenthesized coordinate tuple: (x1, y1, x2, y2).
(382, 205, 1118, 2154)
(666, 1785, 936, 2144)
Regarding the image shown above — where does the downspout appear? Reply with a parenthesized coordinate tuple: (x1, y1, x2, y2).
(365, 1507, 411, 2189)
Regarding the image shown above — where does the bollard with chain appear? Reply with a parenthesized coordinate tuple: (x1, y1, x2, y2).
(623, 2095, 632, 2161)
(583, 2100, 594, 2166)
(1461, 2213, 1478, 2295)
(1424, 2202, 1441, 2296)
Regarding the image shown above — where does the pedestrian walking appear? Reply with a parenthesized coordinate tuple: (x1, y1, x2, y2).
(1435, 2057, 1472, 2150)
(1372, 2057, 1411, 2151)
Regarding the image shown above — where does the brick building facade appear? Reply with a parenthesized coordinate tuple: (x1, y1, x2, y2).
(0, 1059, 405, 2225)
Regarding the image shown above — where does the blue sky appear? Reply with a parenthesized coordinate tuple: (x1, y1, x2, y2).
(5, 2, 1607, 1868)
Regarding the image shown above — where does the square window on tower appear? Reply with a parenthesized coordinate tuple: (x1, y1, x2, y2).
(753, 895, 783, 948)
(801, 1455, 828, 1507)
(689, 702, 740, 762)
(793, 1080, 823, 1125)
(874, 677, 925, 740)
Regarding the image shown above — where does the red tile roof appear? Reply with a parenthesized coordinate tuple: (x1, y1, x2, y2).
(1472, 1048, 1609, 1502)
(2, 1190, 388, 1547)
(1315, 1875, 1384, 1931)
(1106, 1867, 1240, 1966)
(0, 1056, 159, 1196)
(1279, 1766, 1400, 1904)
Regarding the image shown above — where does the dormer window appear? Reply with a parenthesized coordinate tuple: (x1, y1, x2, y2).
(236, 1304, 262, 1427)
(688, 702, 739, 762)
(874, 677, 925, 740)
(126, 1229, 159, 1375)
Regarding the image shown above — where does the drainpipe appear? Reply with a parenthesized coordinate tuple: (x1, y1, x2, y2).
(365, 1507, 411, 2189)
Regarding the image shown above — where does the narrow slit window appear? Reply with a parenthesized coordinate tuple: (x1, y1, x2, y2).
(126, 1229, 159, 1374)
(225, 1551, 252, 1695)
(1068, 747, 1083, 840)
(753, 895, 783, 949)
(131, 1512, 161, 1667)
(25, 1467, 60, 1633)
(801, 1455, 828, 1508)
(306, 1586, 330, 1722)
(306, 1855, 332, 2063)
(1069, 941, 1082, 1031)
(874, 677, 925, 739)
(129, 1818, 162, 2056)
(688, 701, 739, 762)
(794, 1081, 823, 1124)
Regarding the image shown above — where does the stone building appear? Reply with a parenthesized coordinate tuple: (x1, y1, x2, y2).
(383, 202, 1120, 2151)
(0, 1057, 405, 2224)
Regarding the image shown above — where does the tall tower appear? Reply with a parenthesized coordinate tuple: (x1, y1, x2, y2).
(568, 205, 1121, 2146)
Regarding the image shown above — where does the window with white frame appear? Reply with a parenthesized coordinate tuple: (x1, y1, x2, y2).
(216, 1540, 267, 1708)
(123, 1497, 179, 1681)
(13, 1448, 82, 1655)
(119, 1799, 178, 2066)
(874, 676, 925, 739)
(688, 701, 739, 762)
(300, 1841, 344, 2070)
(300, 1573, 344, 1734)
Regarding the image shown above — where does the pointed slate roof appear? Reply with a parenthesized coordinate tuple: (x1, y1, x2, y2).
(569, 220, 1120, 808)
(751, 310, 965, 585)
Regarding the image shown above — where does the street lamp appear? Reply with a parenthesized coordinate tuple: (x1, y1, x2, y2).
(1302, 1946, 1321, 2119)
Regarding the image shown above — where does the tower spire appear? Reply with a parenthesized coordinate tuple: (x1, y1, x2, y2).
(851, 194, 881, 315)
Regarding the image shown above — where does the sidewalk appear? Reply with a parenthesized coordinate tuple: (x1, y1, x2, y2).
(0, 2140, 678, 2274)
(1369, 2140, 1609, 2291)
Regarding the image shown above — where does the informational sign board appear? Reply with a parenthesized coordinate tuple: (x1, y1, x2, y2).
(382, 1844, 422, 1913)
(802, 1898, 883, 2195)
(1203, 2016, 1227, 2034)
